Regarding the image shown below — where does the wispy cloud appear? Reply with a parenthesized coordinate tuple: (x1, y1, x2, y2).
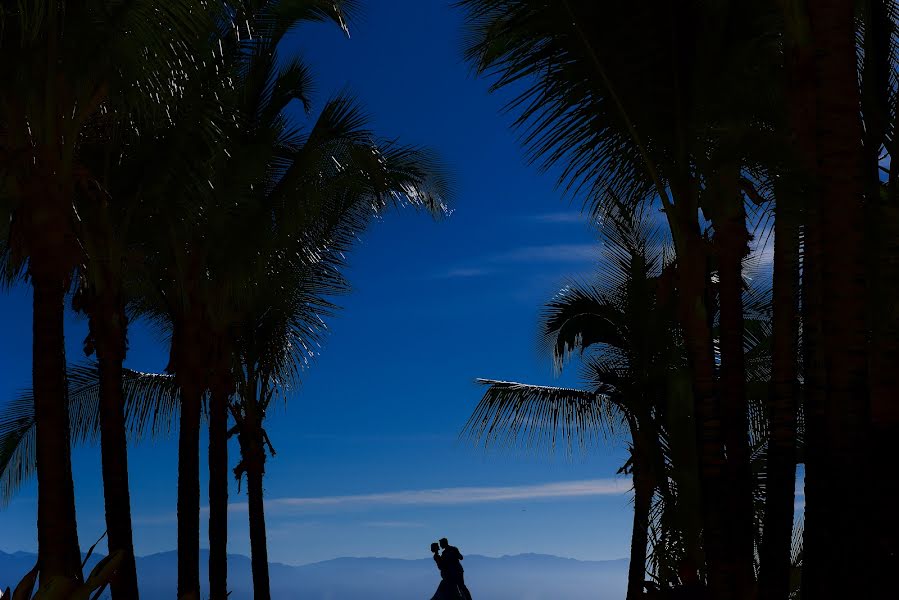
(524, 212, 592, 225)
(493, 244, 597, 264)
(364, 521, 426, 529)
(133, 514, 177, 526)
(297, 433, 456, 443)
(433, 267, 493, 279)
(433, 244, 596, 281)
(226, 478, 629, 514)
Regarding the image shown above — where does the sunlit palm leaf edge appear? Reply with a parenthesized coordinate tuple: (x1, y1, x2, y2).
(0, 363, 178, 505)
(463, 379, 623, 457)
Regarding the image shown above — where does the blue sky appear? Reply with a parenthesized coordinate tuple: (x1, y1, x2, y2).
(0, 0, 637, 565)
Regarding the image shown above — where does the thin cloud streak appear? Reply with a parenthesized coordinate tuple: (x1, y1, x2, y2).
(493, 244, 597, 264)
(433, 244, 596, 280)
(364, 521, 427, 528)
(433, 267, 493, 279)
(524, 212, 591, 224)
(225, 478, 630, 514)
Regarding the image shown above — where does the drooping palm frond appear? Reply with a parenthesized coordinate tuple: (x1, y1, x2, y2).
(250, 0, 361, 42)
(271, 93, 451, 226)
(541, 201, 673, 373)
(0, 391, 34, 507)
(541, 283, 627, 372)
(646, 486, 690, 586)
(457, 0, 670, 209)
(463, 379, 622, 456)
(0, 364, 178, 505)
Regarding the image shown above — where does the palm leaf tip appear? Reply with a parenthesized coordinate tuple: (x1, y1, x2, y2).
(465, 378, 616, 454)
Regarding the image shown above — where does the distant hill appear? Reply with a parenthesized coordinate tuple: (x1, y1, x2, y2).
(1, 549, 627, 599)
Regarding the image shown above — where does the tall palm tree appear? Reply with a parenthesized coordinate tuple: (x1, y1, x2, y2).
(856, 2, 899, 594)
(0, 1, 216, 590)
(750, 164, 801, 600)
(183, 3, 364, 596)
(457, 4, 787, 595)
(111, 3, 364, 595)
(66, 49, 231, 595)
(219, 96, 448, 597)
(777, 2, 899, 596)
(466, 205, 689, 599)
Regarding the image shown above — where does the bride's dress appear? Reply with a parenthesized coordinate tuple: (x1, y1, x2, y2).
(430, 553, 463, 599)
(430, 579, 464, 600)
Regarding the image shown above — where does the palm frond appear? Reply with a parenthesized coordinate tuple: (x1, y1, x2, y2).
(0, 392, 34, 506)
(541, 283, 626, 371)
(0, 364, 178, 505)
(463, 379, 621, 456)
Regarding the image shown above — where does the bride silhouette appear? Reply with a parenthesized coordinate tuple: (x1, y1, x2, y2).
(430, 542, 465, 599)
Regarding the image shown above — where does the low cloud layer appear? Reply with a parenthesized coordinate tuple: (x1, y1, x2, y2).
(226, 478, 630, 514)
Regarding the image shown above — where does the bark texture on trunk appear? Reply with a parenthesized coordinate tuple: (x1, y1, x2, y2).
(208, 380, 231, 600)
(235, 379, 272, 600)
(711, 170, 756, 599)
(31, 264, 83, 584)
(803, 2, 871, 597)
(778, 15, 823, 600)
(626, 446, 652, 600)
(868, 197, 899, 597)
(247, 468, 271, 600)
(671, 217, 732, 600)
(866, 21, 899, 590)
(177, 378, 203, 600)
(95, 303, 140, 600)
(758, 192, 800, 600)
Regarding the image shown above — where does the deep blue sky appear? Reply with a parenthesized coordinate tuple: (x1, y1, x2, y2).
(0, 0, 637, 565)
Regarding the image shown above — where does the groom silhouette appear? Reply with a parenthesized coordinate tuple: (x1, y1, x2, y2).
(439, 538, 473, 600)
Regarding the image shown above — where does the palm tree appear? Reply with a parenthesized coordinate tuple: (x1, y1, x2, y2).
(0, 1, 217, 590)
(0, 365, 180, 597)
(66, 52, 230, 597)
(108, 3, 361, 594)
(185, 3, 365, 596)
(466, 205, 689, 599)
(803, 5, 870, 596)
(756, 174, 801, 600)
(778, 2, 899, 596)
(456, 4, 788, 594)
(855, 3, 899, 594)
(220, 96, 448, 597)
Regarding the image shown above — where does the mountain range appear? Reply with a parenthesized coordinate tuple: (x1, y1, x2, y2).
(0, 549, 627, 599)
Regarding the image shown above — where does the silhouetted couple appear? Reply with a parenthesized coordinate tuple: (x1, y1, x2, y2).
(430, 538, 473, 600)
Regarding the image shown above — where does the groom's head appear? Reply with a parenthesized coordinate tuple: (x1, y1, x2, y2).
(439, 538, 449, 549)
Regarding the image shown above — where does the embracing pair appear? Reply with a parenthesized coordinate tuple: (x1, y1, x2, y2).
(429, 538, 473, 600)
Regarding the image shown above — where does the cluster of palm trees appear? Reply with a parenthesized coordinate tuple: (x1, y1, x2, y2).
(0, 1, 447, 599)
(459, 1, 899, 599)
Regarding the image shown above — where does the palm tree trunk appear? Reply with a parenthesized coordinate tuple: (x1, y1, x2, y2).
(626, 445, 652, 600)
(712, 170, 756, 599)
(777, 13, 826, 600)
(177, 376, 203, 599)
(30, 261, 83, 584)
(208, 378, 230, 600)
(803, 2, 871, 597)
(247, 466, 271, 600)
(758, 191, 800, 600)
(668, 204, 733, 599)
(93, 301, 140, 599)
(865, 19, 899, 592)
(868, 173, 899, 598)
